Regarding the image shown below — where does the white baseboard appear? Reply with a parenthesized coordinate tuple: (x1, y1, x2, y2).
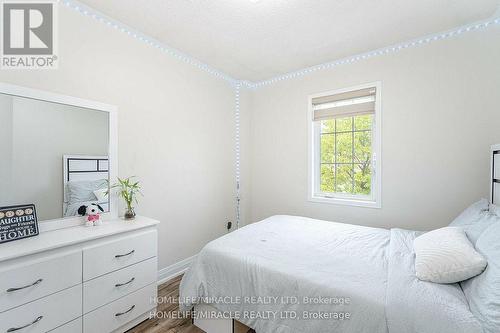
(157, 254, 197, 285)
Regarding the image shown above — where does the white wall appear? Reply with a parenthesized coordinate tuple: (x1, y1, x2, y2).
(247, 26, 500, 231)
(0, 5, 236, 270)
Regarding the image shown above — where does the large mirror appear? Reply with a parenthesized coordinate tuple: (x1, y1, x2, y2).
(0, 87, 113, 223)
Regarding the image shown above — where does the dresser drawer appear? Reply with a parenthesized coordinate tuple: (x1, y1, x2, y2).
(0, 285, 82, 333)
(83, 257, 157, 313)
(83, 229, 157, 281)
(83, 283, 156, 333)
(49, 317, 82, 333)
(0, 251, 82, 312)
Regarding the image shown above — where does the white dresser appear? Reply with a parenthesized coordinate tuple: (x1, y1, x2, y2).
(0, 216, 159, 333)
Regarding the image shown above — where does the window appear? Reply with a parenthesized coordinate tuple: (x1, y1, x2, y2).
(308, 83, 381, 208)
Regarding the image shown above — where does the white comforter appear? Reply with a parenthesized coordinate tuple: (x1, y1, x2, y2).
(180, 215, 482, 333)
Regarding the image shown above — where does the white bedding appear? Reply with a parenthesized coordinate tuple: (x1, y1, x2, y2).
(180, 215, 482, 333)
(64, 200, 109, 217)
(63, 179, 108, 217)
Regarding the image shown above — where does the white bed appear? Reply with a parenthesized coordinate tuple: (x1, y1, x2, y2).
(181, 148, 500, 333)
(180, 215, 485, 333)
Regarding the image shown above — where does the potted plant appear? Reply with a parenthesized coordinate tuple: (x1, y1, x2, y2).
(109, 177, 142, 220)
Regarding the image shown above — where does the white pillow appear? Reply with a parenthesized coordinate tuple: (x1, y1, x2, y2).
(449, 198, 489, 227)
(462, 212, 500, 245)
(413, 227, 487, 284)
(67, 179, 107, 204)
(93, 187, 109, 202)
(461, 221, 500, 332)
(448, 199, 495, 245)
(489, 203, 500, 217)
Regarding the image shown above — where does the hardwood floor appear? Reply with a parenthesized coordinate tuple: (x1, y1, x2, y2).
(126, 275, 203, 333)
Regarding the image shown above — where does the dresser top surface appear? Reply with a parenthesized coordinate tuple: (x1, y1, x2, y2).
(0, 216, 159, 263)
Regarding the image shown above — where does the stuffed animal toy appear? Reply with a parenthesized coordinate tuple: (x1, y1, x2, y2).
(78, 203, 104, 227)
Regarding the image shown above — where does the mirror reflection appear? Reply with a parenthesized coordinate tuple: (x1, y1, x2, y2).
(0, 93, 109, 221)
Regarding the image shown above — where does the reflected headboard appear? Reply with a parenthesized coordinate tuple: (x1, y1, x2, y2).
(491, 145, 500, 205)
(63, 155, 109, 215)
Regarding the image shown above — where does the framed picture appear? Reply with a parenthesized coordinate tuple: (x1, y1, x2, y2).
(0, 204, 39, 244)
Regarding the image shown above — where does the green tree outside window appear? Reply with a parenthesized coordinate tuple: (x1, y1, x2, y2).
(320, 115, 372, 195)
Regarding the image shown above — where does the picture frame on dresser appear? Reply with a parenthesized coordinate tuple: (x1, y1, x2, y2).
(0, 204, 39, 244)
(0, 82, 118, 232)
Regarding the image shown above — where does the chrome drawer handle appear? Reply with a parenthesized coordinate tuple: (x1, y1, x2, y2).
(6, 279, 43, 292)
(115, 305, 135, 317)
(7, 315, 43, 332)
(115, 250, 135, 258)
(115, 277, 135, 287)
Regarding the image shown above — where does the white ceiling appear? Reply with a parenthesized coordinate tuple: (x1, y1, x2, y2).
(78, 0, 499, 82)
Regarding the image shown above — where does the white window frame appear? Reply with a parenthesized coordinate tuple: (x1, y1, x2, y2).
(307, 82, 382, 208)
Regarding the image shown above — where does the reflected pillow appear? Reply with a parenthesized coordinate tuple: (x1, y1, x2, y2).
(93, 188, 108, 202)
(66, 179, 107, 204)
(413, 227, 487, 284)
(461, 222, 500, 333)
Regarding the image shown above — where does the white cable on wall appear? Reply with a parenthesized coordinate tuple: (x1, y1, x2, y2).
(235, 83, 241, 229)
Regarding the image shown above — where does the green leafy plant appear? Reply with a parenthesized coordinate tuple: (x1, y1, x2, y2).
(109, 177, 142, 213)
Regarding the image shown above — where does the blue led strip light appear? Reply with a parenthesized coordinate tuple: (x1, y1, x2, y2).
(62, 0, 238, 84)
(62, 0, 499, 88)
(248, 15, 500, 88)
(235, 83, 241, 229)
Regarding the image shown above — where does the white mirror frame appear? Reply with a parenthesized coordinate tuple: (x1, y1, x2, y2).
(0, 82, 118, 232)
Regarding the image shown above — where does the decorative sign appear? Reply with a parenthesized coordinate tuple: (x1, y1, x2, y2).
(0, 204, 39, 244)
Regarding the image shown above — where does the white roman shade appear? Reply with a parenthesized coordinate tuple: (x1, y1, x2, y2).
(312, 87, 376, 121)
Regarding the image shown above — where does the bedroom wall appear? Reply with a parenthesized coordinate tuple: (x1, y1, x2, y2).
(0, 5, 236, 270)
(247, 26, 500, 231)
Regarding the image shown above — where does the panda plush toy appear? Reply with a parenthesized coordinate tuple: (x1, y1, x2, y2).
(78, 203, 104, 227)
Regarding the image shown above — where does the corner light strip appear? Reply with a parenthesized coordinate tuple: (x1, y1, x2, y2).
(247, 15, 500, 88)
(235, 83, 241, 229)
(61, 0, 238, 85)
(62, 0, 499, 89)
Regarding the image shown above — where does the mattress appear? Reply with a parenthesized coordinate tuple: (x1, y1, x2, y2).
(180, 215, 482, 333)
